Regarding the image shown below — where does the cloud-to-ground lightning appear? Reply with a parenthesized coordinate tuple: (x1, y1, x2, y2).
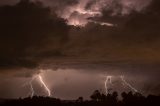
(23, 72, 51, 97)
(105, 76, 113, 94)
(22, 76, 36, 97)
(120, 75, 138, 92)
(102, 75, 139, 94)
(29, 82, 34, 97)
(38, 75, 51, 97)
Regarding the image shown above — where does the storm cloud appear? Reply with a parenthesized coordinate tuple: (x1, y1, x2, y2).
(0, 0, 156, 69)
(0, 0, 159, 76)
(0, 0, 160, 99)
(0, 0, 69, 69)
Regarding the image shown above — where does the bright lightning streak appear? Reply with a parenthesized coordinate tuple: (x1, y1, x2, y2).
(23, 72, 51, 97)
(75, 8, 101, 16)
(29, 82, 34, 97)
(120, 76, 138, 92)
(22, 76, 36, 97)
(89, 20, 115, 27)
(100, 22, 115, 27)
(105, 76, 113, 94)
(28, 76, 37, 97)
(38, 75, 51, 97)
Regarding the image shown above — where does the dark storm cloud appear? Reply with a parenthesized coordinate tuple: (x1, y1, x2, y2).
(0, 0, 69, 69)
(57, 0, 152, 26)
(31, 0, 160, 72)
(0, 0, 159, 69)
(0, 0, 20, 6)
(66, 0, 160, 62)
(0, 0, 160, 99)
(33, 0, 78, 7)
(0, 0, 153, 26)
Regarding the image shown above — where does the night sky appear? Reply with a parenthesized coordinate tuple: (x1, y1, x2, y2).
(0, 0, 160, 99)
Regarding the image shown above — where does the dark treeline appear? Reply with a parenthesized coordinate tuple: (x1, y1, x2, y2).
(1, 90, 160, 106)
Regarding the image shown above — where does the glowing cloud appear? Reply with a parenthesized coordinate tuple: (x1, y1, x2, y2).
(55, 0, 152, 26)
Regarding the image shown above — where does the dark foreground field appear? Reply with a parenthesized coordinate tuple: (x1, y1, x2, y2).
(1, 91, 160, 106)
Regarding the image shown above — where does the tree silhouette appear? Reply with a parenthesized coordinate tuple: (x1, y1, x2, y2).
(1, 91, 160, 106)
(90, 90, 102, 101)
(76, 97, 83, 103)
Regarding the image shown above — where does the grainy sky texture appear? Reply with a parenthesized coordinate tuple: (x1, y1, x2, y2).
(0, 0, 160, 99)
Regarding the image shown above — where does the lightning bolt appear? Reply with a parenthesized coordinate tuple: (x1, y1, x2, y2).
(90, 20, 115, 27)
(28, 75, 38, 97)
(105, 76, 113, 94)
(23, 72, 51, 97)
(120, 75, 138, 92)
(38, 75, 51, 97)
(22, 76, 36, 98)
(29, 82, 34, 97)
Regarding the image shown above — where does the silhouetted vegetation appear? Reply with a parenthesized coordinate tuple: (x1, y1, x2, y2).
(1, 90, 160, 106)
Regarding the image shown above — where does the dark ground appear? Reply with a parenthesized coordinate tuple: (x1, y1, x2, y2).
(1, 90, 160, 106)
